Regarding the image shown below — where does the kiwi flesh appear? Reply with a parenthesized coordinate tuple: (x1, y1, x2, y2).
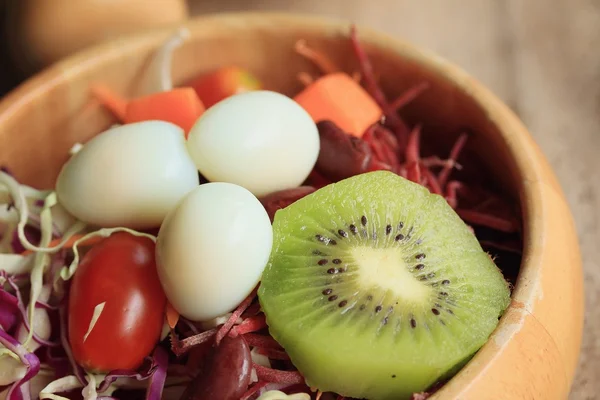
(257, 171, 511, 400)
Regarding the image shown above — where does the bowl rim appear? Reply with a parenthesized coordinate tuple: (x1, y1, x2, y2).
(0, 11, 583, 398)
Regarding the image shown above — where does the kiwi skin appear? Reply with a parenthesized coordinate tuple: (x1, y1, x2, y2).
(258, 171, 511, 400)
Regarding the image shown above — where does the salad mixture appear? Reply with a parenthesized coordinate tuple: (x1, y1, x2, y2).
(0, 26, 521, 400)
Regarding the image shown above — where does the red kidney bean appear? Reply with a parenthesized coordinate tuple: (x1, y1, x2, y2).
(180, 335, 252, 400)
(184, 337, 215, 375)
(259, 186, 317, 221)
(315, 120, 372, 181)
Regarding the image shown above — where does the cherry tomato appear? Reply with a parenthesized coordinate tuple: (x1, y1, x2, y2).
(68, 232, 166, 372)
(189, 66, 262, 108)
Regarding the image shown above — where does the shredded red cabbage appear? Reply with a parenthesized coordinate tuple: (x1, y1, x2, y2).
(96, 351, 162, 393)
(0, 329, 40, 400)
(0, 288, 19, 332)
(145, 347, 168, 400)
(5, 278, 59, 348)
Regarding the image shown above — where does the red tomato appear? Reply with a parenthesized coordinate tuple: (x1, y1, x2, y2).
(68, 232, 166, 372)
(189, 66, 262, 108)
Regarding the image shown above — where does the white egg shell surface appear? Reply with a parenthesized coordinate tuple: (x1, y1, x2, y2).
(156, 182, 273, 321)
(187, 90, 320, 197)
(56, 121, 199, 229)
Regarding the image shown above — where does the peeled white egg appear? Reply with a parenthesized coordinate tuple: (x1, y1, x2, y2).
(56, 121, 199, 229)
(155, 182, 273, 321)
(186, 90, 320, 197)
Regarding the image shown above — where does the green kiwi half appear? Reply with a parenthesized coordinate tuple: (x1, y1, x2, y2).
(258, 171, 511, 400)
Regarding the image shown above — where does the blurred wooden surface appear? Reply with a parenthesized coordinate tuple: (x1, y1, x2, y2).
(189, 1, 600, 399)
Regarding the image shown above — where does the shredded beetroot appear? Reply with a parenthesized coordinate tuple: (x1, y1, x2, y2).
(455, 209, 520, 233)
(240, 381, 269, 400)
(404, 125, 422, 183)
(404, 125, 421, 165)
(438, 133, 468, 187)
(349, 25, 390, 112)
(444, 181, 463, 209)
(367, 159, 393, 172)
(350, 25, 410, 148)
(253, 364, 305, 385)
(229, 314, 267, 337)
(171, 328, 217, 357)
(380, 142, 400, 170)
(242, 333, 282, 349)
(421, 167, 443, 195)
(215, 287, 258, 345)
(420, 156, 454, 169)
(390, 81, 430, 111)
(260, 187, 317, 222)
(406, 161, 422, 184)
(366, 131, 395, 167)
(254, 347, 291, 361)
(480, 240, 523, 254)
(373, 125, 399, 152)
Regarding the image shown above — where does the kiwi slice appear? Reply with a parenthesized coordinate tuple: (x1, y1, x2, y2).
(258, 171, 510, 400)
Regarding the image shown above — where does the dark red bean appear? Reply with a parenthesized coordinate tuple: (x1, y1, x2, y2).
(315, 120, 372, 181)
(184, 339, 214, 375)
(180, 335, 252, 400)
(259, 186, 316, 221)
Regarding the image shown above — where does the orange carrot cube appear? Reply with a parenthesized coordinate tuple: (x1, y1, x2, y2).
(293, 72, 382, 137)
(124, 87, 205, 136)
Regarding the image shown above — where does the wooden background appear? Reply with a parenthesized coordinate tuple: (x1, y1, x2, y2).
(189, 1, 600, 399)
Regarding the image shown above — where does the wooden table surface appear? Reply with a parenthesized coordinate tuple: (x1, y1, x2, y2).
(190, 1, 600, 399)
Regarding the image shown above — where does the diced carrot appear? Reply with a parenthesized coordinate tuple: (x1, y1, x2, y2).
(166, 301, 180, 329)
(189, 66, 262, 108)
(90, 84, 128, 121)
(124, 87, 205, 136)
(293, 73, 382, 138)
(20, 234, 103, 256)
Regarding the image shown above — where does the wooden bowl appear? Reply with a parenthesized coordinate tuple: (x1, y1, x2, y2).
(0, 13, 583, 399)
